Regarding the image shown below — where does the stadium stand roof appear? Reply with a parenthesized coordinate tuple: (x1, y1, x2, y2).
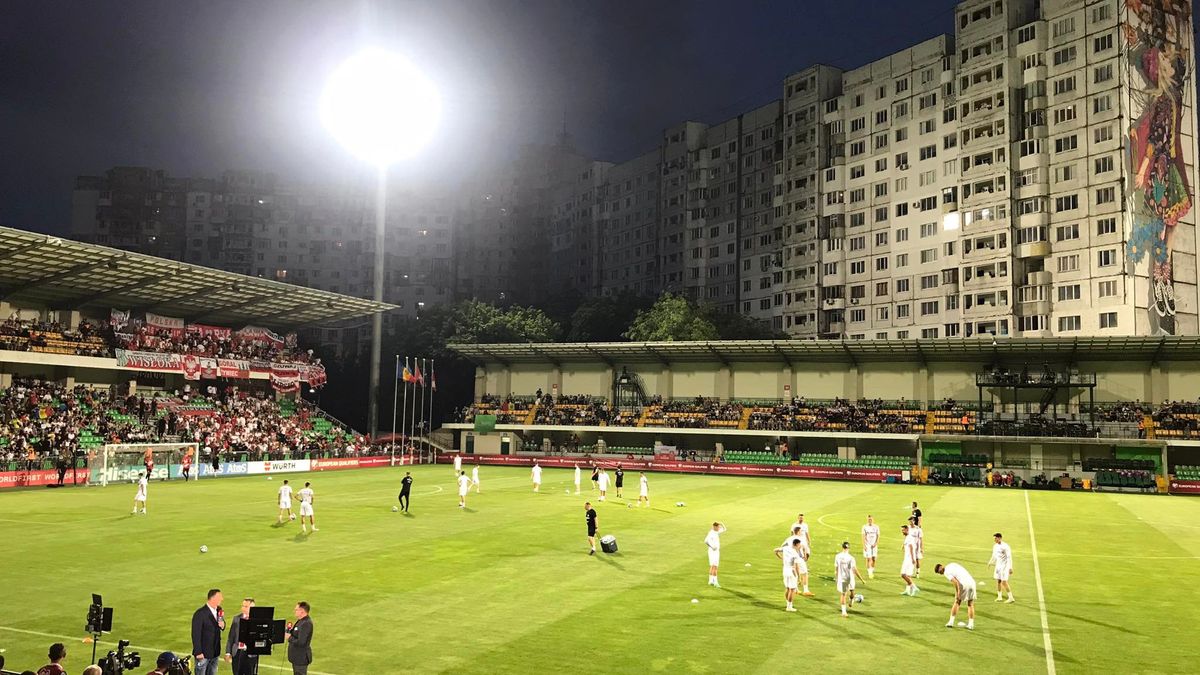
(449, 336, 1200, 365)
(0, 226, 395, 329)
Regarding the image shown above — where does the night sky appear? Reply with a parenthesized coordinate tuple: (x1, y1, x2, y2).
(1, 0, 957, 233)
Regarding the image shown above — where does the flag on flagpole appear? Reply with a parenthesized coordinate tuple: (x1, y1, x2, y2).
(431, 366, 437, 392)
(402, 358, 413, 383)
(413, 361, 425, 386)
(396, 358, 404, 381)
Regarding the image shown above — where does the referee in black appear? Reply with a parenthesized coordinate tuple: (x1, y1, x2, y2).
(614, 465, 624, 498)
(398, 472, 413, 513)
(585, 502, 598, 555)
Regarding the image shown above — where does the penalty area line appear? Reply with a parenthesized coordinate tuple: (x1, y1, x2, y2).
(0, 625, 340, 675)
(1024, 490, 1056, 675)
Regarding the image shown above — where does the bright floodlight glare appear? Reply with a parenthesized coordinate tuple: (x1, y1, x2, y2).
(321, 49, 441, 166)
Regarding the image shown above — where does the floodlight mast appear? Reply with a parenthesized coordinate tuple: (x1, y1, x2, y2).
(320, 49, 440, 438)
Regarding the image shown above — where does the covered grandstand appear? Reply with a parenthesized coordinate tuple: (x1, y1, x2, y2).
(0, 227, 399, 486)
(445, 339, 1200, 494)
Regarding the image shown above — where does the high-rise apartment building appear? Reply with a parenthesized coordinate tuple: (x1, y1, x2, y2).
(71, 0, 1197, 339)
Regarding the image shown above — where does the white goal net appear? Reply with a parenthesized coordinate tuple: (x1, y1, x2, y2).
(89, 443, 200, 487)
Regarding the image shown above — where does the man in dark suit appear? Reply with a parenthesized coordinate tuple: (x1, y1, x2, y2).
(285, 602, 314, 675)
(191, 588, 225, 675)
(223, 597, 258, 675)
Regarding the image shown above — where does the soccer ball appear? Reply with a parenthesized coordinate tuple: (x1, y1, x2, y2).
(199, 545, 208, 554)
(627, 503, 633, 509)
(289, 514, 296, 521)
(854, 594, 864, 604)
(392, 506, 399, 512)
(565, 489, 570, 494)
(267, 477, 274, 481)
(675, 501, 686, 507)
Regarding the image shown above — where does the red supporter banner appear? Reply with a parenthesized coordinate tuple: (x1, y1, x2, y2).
(434, 455, 901, 482)
(109, 308, 130, 329)
(1169, 480, 1200, 495)
(0, 468, 91, 488)
(238, 326, 284, 348)
(146, 312, 185, 335)
(302, 364, 327, 388)
(116, 349, 182, 372)
(271, 364, 300, 393)
(311, 456, 393, 471)
(250, 360, 272, 374)
(181, 354, 201, 381)
(186, 324, 233, 340)
(218, 358, 251, 379)
(199, 357, 219, 379)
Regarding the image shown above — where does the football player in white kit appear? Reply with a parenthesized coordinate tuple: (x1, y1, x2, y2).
(792, 513, 812, 557)
(637, 472, 649, 507)
(597, 468, 609, 501)
(861, 514, 880, 578)
(908, 516, 924, 577)
(704, 522, 725, 587)
(457, 470, 471, 508)
(783, 524, 813, 596)
(277, 479, 294, 524)
(453, 453, 462, 476)
(774, 537, 805, 612)
(132, 472, 148, 514)
(900, 524, 919, 596)
(934, 562, 977, 630)
(573, 463, 582, 495)
(531, 462, 543, 493)
(834, 542, 866, 617)
(471, 464, 481, 493)
(988, 532, 1014, 602)
(298, 482, 317, 534)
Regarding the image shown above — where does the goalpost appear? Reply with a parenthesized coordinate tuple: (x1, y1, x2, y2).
(89, 442, 200, 487)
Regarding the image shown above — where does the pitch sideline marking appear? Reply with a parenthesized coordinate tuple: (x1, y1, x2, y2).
(0, 625, 339, 675)
(1025, 491, 1056, 675)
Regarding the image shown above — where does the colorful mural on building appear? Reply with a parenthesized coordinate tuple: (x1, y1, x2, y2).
(1124, 0, 1193, 335)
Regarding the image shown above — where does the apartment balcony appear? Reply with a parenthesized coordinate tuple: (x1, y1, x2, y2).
(961, 127, 1006, 152)
(1017, 298, 1052, 316)
(963, 238, 1007, 262)
(821, 296, 846, 311)
(962, 263, 1010, 290)
(962, 92, 1005, 123)
(964, 296, 1011, 318)
(961, 180, 1006, 209)
(1015, 210, 1049, 228)
(1016, 240, 1051, 259)
(1020, 63, 1047, 85)
(1027, 270, 1053, 286)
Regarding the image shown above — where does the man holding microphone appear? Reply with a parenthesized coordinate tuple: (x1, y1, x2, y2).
(191, 589, 225, 675)
(286, 602, 314, 675)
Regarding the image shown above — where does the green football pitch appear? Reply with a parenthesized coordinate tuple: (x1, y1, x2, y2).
(1, 466, 1198, 674)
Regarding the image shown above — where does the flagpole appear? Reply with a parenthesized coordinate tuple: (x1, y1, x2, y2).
(428, 358, 436, 461)
(390, 354, 400, 467)
(410, 360, 420, 458)
(418, 358, 428, 455)
(400, 356, 409, 464)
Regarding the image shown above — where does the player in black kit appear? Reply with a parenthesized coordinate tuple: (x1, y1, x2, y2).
(398, 472, 413, 512)
(614, 465, 624, 498)
(585, 502, 598, 555)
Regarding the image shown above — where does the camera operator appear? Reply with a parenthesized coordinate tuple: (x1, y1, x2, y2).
(223, 598, 257, 675)
(145, 652, 190, 675)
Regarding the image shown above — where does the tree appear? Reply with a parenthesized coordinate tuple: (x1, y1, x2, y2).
(622, 293, 719, 342)
(567, 293, 653, 342)
(703, 305, 788, 340)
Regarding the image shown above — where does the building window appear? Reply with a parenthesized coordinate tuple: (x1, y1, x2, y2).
(897, 279, 910, 293)
(1057, 284, 1080, 301)
(1054, 195, 1079, 212)
(1096, 187, 1116, 205)
(1097, 217, 1117, 235)
(1058, 316, 1081, 332)
(1057, 254, 1079, 273)
(1099, 311, 1118, 329)
(1098, 280, 1117, 298)
(1094, 64, 1113, 84)
(1094, 156, 1114, 174)
(1056, 224, 1079, 241)
(896, 303, 910, 318)
(1098, 249, 1116, 267)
